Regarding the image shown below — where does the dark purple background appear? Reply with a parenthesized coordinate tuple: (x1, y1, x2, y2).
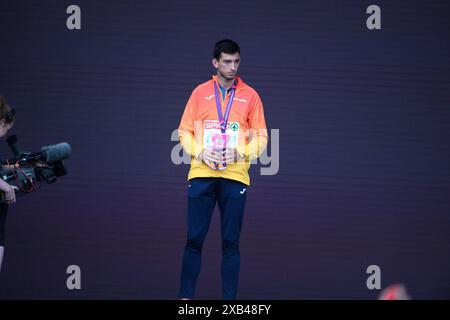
(0, 0, 449, 299)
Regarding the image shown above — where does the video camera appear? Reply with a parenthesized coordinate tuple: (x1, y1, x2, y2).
(0, 135, 71, 198)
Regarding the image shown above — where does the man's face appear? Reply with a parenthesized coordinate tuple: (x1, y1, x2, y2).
(212, 52, 241, 80)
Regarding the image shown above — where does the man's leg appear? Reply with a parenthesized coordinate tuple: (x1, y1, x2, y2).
(217, 178, 247, 300)
(178, 178, 217, 299)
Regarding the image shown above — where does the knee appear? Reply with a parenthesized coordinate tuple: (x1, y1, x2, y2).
(185, 234, 205, 253)
(222, 240, 239, 256)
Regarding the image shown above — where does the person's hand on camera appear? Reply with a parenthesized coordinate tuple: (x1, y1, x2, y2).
(1, 163, 19, 170)
(4, 185, 17, 205)
(0, 180, 17, 205)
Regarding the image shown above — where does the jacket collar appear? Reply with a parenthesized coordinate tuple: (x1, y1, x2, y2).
(212, 75, 247, 92)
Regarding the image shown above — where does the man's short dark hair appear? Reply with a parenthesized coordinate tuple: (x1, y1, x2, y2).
(213, 39, 240, 60)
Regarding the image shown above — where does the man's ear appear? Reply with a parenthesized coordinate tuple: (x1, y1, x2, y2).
(212, 58, 219, 68)
(0, 119, 5, 126)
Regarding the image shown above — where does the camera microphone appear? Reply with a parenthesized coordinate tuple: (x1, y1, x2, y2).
(40, 143, 71, 163)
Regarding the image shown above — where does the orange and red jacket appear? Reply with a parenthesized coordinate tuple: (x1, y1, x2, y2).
(178, 75, 268, 185)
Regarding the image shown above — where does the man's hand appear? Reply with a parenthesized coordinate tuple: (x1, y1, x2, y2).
(196, 148, 223, 170)
(196, 148, 244, 169)
(223, 148, 244, 164)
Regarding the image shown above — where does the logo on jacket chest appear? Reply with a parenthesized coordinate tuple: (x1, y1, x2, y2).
(205, 121, 239, 131)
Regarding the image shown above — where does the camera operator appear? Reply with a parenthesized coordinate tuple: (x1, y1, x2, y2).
(0, 96, 16, 272)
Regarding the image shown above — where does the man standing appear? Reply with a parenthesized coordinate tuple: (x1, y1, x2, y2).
(178, 39, 268, 299)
